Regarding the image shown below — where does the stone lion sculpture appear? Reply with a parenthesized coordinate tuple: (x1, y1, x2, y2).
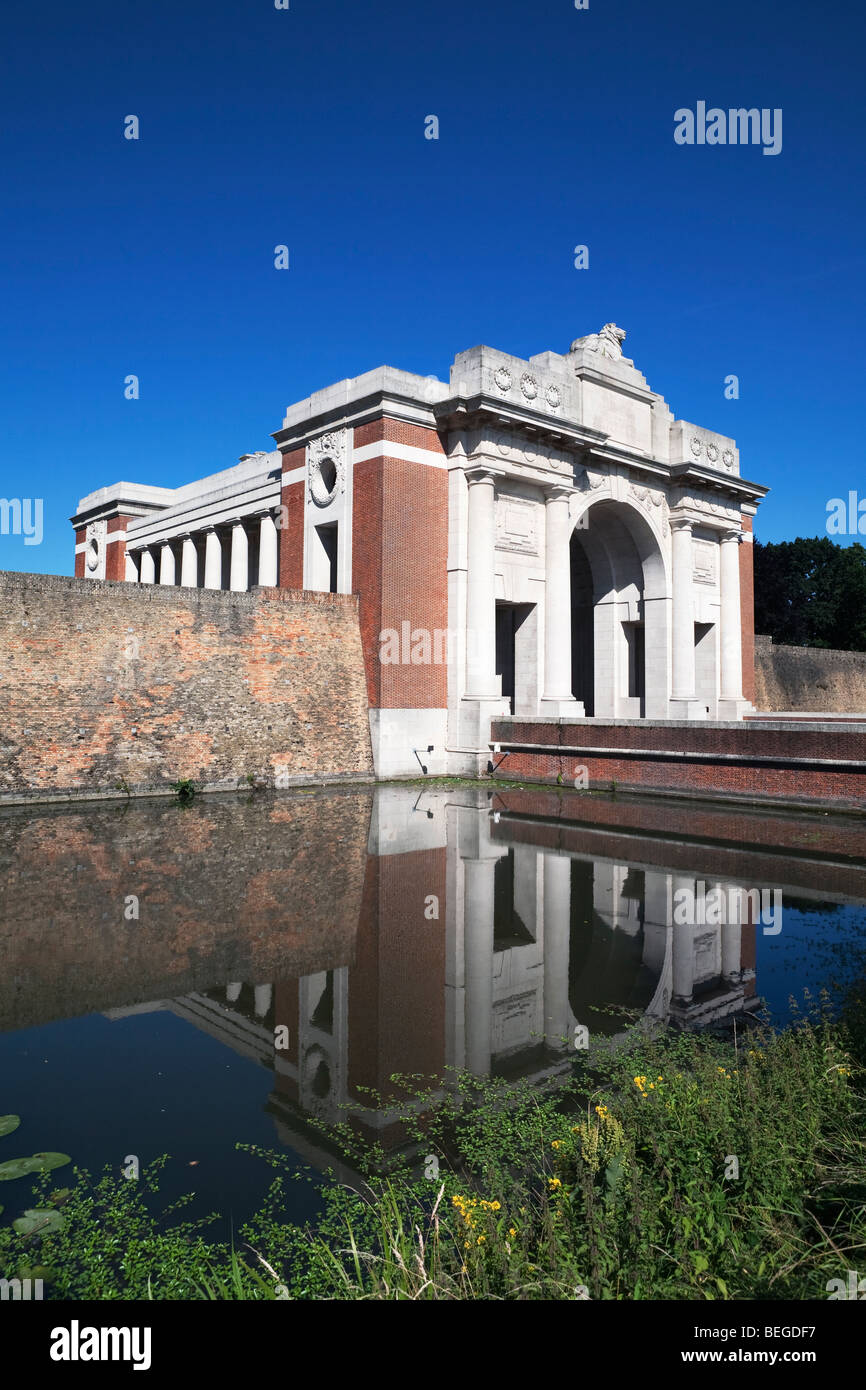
(570, 323, 627, 360)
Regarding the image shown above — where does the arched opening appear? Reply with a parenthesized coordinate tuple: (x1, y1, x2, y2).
(570, 499, 669, 719)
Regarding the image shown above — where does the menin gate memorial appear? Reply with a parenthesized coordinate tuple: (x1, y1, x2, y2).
(71, 325, 767, 778)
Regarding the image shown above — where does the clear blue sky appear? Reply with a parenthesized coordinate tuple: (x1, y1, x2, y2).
(1, 0, 864, 575)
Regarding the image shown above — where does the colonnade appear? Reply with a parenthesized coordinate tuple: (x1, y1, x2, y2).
(126, 509, 280, 592)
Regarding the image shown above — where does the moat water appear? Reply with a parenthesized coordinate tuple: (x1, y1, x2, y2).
(1, 783, 864, 1231)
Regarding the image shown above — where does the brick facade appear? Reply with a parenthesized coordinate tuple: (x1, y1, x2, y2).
(351, 419, 448, 710)
(105, 514, 133, 581)
(278, 447, 305, 590)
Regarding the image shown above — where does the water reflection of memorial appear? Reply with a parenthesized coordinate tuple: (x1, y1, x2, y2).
(3, 784, 864, 1175)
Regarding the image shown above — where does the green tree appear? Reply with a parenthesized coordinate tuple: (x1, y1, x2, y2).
(754, 537, 866, 651)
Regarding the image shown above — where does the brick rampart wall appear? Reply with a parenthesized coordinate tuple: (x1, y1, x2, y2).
(0, 572, 373, 798)
(754, 635, 866, 713)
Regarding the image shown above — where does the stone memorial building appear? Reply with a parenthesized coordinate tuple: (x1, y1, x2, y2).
(71, 325, 767, 778)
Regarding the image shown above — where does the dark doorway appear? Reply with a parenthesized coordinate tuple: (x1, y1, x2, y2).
(624, 622, 646, 709)
(570, 535, 595, 714)
(493, 850, 534, 950)
(495, 603, 533, 714)
(315, 523, 338, 594)
(496, 605, 516, 710)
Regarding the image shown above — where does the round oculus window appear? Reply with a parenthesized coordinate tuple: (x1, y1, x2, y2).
(310, 455, 338, 506)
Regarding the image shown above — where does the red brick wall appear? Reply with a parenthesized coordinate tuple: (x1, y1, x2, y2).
(740, 516, 755, 704)
(279, 447, 305, 589)
(105, 514, 132, 581)
(352, 419, 448, 710)
(0, 572, 373, 797)
(74, 526, 86, 578)
(491, 717, 866, 809)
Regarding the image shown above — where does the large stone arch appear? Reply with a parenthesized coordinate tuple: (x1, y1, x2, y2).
(569, 498, 670, 718)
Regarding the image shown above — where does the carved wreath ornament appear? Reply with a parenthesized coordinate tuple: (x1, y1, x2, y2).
(85, 520, 106, 574)
(308, 431, 346, 507)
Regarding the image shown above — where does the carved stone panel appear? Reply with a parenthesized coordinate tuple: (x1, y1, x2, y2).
(496, 496, 538, 555)
(693, 538, 717, 585)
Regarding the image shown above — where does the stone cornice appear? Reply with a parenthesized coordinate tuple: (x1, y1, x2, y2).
(434, 394, 607, 450)
(669, 462, 768, 505)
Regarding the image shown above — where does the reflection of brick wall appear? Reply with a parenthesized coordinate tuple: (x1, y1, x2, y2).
(349, 847, 447, 1103)
(490, 786, 866, 900)
(0, 572, 372, 796)
(492, 718, 866, 809)
(352, 419, 448, 710)
(0, 792, 371, 1032)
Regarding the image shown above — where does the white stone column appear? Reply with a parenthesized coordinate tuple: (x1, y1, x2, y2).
(124, 550, 139, 583)
(226, 982, 242, 1004)
(671, 873, 695, 1007)
(254, 984, 273, 1017)
(203, 528, 222, 590)
(139, 548, 156, 584)
(158, 542, 176, 585)
(180, 534, 198, 588)
(464, 468, 500, 700)
(670, 518, 696, 712)
(543, 852, 571, 1049)
(540, 486, 584, 716)
(719, 530, 745, 715)
(258, 510, 279, 587)
(230, 520, 249, 592)
(464, 855, 496, 1075)
(721, 904, 742, 984)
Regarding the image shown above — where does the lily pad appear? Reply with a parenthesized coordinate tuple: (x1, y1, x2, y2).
(0, 1152, 71, 1181)
(0, 1158, 40, 1181)
(13, 1209, 65, 1237)
(0, 1115, 21, 1138)
(28, 1153, 71, 1174)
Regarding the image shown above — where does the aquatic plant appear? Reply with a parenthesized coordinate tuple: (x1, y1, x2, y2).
(0, 1008, 862, 1300)
(0, 1115, 70, 1229)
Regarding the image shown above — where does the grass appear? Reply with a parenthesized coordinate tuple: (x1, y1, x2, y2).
(1, 1001, 863, 1300)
